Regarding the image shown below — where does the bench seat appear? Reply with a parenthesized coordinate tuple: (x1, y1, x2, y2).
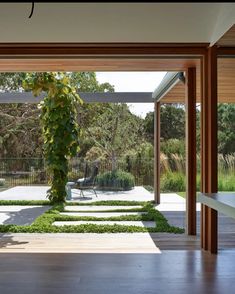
(198, 192, 235, 219)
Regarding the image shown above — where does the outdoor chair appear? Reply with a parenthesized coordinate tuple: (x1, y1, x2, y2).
(76, 162, 99, 198)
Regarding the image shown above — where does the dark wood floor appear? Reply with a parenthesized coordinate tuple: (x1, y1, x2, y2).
(0, 251, 235, 294)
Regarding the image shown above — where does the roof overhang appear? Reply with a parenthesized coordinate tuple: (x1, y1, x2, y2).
(152, 72, 185, 102)
(152, 57, 235, 104)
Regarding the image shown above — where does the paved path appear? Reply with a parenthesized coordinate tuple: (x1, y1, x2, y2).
(0, 186, 49, 200)
(60, 211, 146, 218)
(53, 221, 155, 228)
(0, 185, 154, 201)
(156, 193, 201, 212)
(69, 186, 154, 202)
(64, 205, 142, 211)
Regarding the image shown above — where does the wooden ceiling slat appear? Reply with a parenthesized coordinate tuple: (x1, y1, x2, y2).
(216, 25, 235, 47)
(161, 58, 235, 103)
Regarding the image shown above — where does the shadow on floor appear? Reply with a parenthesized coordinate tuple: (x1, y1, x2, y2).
(0, 234, 28, 248)
(1, 206, 50, 226)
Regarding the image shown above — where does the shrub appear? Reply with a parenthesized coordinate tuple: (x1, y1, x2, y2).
(218, 173, 235, 191)
(67, 171, 81, 182)
(97, 170, 135, 191)
(0, 179, 5, 186)
(161, 139, 185, 157)
(161, 172, 185, 192)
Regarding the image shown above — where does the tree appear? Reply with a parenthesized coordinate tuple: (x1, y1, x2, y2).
(0, 72, 114, 158)
(86, 103, 144, 170)
(23, 72, 81, 203)
(144, 104, 186, 143)
(218, 103, 235, 155)
(0, 73, 43, 158)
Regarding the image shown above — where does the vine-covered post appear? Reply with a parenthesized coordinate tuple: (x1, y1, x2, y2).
(23, 72, 82, 203)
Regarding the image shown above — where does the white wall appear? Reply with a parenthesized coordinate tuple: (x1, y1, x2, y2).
(0, 3, 232, 44)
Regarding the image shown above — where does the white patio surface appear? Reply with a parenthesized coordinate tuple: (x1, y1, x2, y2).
(0, 186, 154, 201)
(0, 185, 200, 212)
(0, 186, 201, 252)
(0, 186, 49, 201)
(0, 185, 201, 211)
(0, 185, 199, 228)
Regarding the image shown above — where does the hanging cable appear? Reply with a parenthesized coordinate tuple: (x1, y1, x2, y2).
(29, 2, 34, 19)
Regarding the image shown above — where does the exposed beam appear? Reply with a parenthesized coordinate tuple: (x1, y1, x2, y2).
(0, 92, 154, 104)
(0, 43, 208, 57)
(217, 47, 235, 56)
(80, 92, 154, 103)
(154, 101, 161, 204)
(185, 67, 197, 235)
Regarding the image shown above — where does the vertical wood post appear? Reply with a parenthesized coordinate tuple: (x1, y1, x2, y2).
(185, 67, 197, 235)
(154, 101, 161, 204)
(201, 45, 218, 254)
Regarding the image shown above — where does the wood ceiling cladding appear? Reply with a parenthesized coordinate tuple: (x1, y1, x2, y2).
(216, 24, 235, 47)
(161, 58, 235, 103)
(0, 43, 233, 103)
(218, 58, 235, 103)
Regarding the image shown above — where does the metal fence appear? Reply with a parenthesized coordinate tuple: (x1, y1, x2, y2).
(0, 157, 154, 188)
(0, 158, 47, 187)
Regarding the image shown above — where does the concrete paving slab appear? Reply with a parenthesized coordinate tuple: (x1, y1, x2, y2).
(159, 193, 186, 203)
(0, 186, 153, 202)
(69, 186, 154, 202)
(0, 186, 49, 200)
(64, 205, 142, 211)
(53, 220, 155, 228)
(0, 206, 51, 225)
(156, 193, 201, 212)
(60, 211, 147, 218)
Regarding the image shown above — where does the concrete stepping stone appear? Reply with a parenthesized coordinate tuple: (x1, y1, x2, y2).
(60, 212, 147, 218)
(64, 205, 142, 212)
(53, 220, 155, 228)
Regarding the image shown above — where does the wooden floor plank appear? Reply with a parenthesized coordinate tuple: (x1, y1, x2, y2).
(0, 251, 234, 294)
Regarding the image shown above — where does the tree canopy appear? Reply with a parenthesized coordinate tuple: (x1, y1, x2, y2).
(0, 72, 114, 158)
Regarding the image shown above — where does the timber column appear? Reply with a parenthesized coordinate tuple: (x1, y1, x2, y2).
(201, 45, 218, 253)
(185, 67, 197, 235)
(154, 101, 161, 204)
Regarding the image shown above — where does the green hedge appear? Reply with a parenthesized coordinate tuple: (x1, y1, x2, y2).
(0, 201, 184, 234)
(0, 179, 5, 186)
(161, 172, 185, 192)
(97, 170, 135, 191)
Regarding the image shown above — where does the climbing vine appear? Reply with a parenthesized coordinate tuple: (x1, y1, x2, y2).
(23, 72, 82, 203)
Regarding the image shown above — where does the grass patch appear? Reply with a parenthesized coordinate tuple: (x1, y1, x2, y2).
(63, 208, 145, 213)
(177, 192, 186, 198)
(143, 185, 154, 193)
(65, 200, 147, 206)
(0, 200, 51, 206)
(0, 201, 184, 234)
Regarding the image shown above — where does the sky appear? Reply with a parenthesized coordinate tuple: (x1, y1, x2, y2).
(96, 72, 166, 118)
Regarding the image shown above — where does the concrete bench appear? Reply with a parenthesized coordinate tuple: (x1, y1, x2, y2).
(198, 192, 235, 253)
(198, 193, 235, 219)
